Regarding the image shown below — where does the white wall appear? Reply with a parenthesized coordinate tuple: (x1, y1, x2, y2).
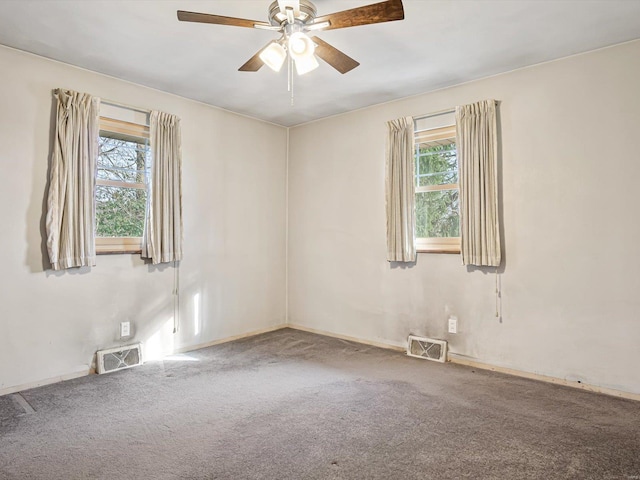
(3, 39, 640, 397)
(288, 40, 640, 395)
(0, 45, 287, 393)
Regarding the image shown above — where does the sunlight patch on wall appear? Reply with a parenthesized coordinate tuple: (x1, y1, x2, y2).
(144, 317, 175, 361)
(193, 292, 201, 337)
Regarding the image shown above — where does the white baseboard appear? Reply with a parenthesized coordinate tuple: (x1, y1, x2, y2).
(3, 322, 638, 402)
(287, 323, 640, 402)
(0, 368, 91, 397)
(448, 354, 640, 402)
(173, 323, 288, 354)
(287, 324, 406, 352)
(0, 323, 288, 397)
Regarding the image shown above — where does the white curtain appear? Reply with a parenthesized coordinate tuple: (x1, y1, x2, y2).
(45, 89, 100, 270)
(456, 100, 501, 267)
(385, 116, 416, 262)
(143, 111, 183, 264)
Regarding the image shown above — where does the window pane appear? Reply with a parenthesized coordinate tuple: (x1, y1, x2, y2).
(416, 143, 457, 187)
(416, 189, 460, 238)
(98, 135, 149, 184)
(96, 185, 147, 237)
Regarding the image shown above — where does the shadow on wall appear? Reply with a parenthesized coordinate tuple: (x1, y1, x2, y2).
(25, 95, 57, 273)
(389, 261, 417, 269)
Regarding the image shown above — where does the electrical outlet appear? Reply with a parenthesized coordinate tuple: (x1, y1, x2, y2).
(448, 316, 458, 334)
(120, 321, 131, 338)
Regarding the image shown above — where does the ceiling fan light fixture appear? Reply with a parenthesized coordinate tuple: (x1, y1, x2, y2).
(259, 41, 287, 72)
(294, 54, 319, 75)
(179, 0, 406, 81)
(288, 31, 315, 60)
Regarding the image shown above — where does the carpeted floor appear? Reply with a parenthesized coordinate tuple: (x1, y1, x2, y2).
(1, 328, 639, 479)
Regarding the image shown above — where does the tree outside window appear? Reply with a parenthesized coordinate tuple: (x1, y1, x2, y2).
(415, 124, 460, 253)
(95, 118, 150, 253)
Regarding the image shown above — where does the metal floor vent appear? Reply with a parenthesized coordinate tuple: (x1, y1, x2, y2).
(96, 344, 143, 374)
(407, 335, 447, 363)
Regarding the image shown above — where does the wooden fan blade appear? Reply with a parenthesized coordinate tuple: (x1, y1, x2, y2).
(238, 45, 268, 72)
(177, 10, 271, 29)
(311, 36, 360, 74)
(313, 0, 404, 31)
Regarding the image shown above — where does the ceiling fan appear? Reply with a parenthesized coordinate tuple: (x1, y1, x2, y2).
(177, 0, 404, 76)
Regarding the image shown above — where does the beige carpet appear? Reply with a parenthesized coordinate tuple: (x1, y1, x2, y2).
(1, 328, 639, 479)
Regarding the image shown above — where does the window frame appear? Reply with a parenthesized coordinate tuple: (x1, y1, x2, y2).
(95, 116, 150, 255)
(414, 124, 461, 254)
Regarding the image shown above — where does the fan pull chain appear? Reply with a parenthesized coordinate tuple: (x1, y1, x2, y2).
(287, 54, 291, 92)
(495, 267, 500, 318)
(173, 260, 181, 334)
(288, 54, 295, 106)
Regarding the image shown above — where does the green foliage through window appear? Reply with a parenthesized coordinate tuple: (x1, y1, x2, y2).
(415, 189, 459, 238)
(96, 185, 147, 237)
(415, 141, 459, 238)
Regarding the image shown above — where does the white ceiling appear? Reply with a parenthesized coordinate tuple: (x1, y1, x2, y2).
(1, 0, 640, 127)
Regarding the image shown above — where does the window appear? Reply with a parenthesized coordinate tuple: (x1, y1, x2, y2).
(414, 124, 460, 253)
(95, 117, 150, 254)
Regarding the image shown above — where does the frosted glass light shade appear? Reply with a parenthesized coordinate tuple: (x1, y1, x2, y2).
(259, 42, 287, 72)
(294, 54, 319, 75)
(288, 32, 315, 61)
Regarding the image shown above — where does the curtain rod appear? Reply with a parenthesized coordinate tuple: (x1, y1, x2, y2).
(101, 99, 151, 115)
(414, 100, 500, 122)
(413, 108, 456, 122)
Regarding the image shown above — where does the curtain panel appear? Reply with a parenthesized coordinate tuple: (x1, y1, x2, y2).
(45, 89, 100, 270)
(456, 100, 501, 267)
(143, 111, 183, 264)
(385, 116, 416, 262)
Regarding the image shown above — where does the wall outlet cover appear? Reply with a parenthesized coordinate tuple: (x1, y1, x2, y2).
(448, 317, 458, 334)
(120, 321, 131, 337)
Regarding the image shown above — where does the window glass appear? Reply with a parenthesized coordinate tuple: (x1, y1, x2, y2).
(95, 115, 150, 254)
(415, 189, 460, 238)
(96, 132, 149, 239)
(95, 185, 147, 238)
(416, 143, 457, 187)
(414, 124, 460, 253)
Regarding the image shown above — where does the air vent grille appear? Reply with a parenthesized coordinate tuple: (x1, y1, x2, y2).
(96, 344, 143, 374)
(407, 335, 447, 363)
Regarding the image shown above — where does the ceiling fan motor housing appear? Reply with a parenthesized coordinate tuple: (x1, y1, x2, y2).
(268, 0, 317, 26)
